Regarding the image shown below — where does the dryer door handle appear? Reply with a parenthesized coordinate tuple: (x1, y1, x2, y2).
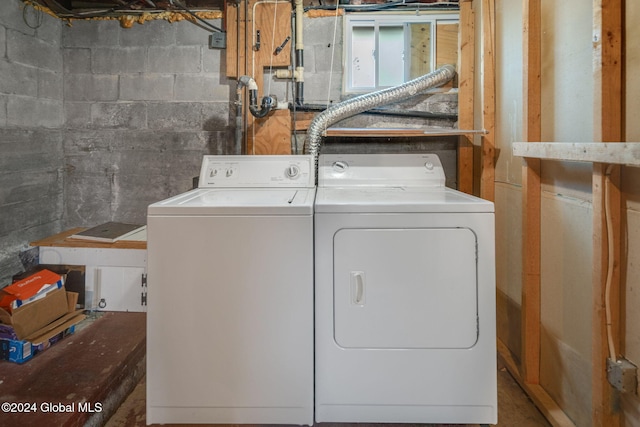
(351, 271, 365, 306)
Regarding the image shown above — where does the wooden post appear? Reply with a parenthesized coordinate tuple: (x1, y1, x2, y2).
(521, 0, 542, 386)
(457, 0, 475, 194)
(481, 0, 495, 201)
(592, 1, 623, 426)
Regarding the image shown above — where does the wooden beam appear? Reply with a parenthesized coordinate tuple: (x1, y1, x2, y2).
(592, 1, 623, 426)
(457, 0, 474, 194)
(512, 142, 640, 166)
(498, 339, 576, 427)
(481, 0, 496, 202)
(521, 0, 542, 386)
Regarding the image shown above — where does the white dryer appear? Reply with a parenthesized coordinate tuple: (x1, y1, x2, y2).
(314, 154, 497, 425)
(146, 155, 315, 425)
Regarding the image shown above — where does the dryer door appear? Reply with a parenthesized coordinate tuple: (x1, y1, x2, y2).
(333, 227, 478, 349)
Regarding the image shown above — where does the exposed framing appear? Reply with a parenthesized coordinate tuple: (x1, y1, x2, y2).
(457, 0, 475, 194)
(507, 1, 626, 426)
(480, 0, 495, 201)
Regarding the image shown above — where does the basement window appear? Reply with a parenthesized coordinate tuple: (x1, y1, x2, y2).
(344, 12, 459, 93)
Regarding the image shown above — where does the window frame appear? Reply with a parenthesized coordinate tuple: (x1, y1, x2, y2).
(343, 12, 459, 94)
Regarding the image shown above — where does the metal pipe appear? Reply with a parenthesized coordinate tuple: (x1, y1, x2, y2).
(304, 64, 456, 171)
(294, 0, 304, 105)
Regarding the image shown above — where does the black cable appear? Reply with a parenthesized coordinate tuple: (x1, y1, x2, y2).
(169, 0, 224, 33)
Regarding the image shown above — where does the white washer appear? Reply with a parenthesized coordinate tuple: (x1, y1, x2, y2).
(314, 154, 497, 425)
(146, 155, 315, 425)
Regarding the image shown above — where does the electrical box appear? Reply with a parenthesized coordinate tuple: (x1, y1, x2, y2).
(209, 32, 226, 49)
(607, 358, 638, 394)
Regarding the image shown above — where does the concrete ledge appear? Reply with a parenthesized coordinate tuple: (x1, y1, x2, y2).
(0, 312, 146, 427)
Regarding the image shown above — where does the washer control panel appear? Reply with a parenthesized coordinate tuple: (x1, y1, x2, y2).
(198, 155, 314, 188)
(319, 154, 446, 188)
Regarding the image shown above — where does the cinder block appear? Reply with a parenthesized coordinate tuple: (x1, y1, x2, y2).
(64, 102, 92, 129)
(303, 16, 343, 46)
(7, 29, 63, 71)
(0, 129, 63, 173)
(201, 102, 231, 130)
(91, 102, 147, 129)
(62, 20, 120, 48)
(120, 20, 175, 46)
(35, 11, 61, 47)
(64, 74, 118, 101)
(64, 129, 117, 155)
(147, 46, 201, 73)
(203, 48, 223, 73)
(0, 59, 37, 96)
(204, 130, 237, 155)
(92, 47, 146, 74)
(64, 172, 113, 226)
(0, 95, 6, 127)
(302, 71, 342, 104)
(300, 46, 316, 74)
(147, 102, 203, 130)
(174, 74, 230, 102)
(0, 0, 37, 34)
(39, 69, 63, 100)
(0, 27, 5, 58)
(7, 97, 64, 128)
(176, 19, 222, 45)
(63, 48, 91, 74)
(120, 74, 174, 101)
(313, 43, 342, 73)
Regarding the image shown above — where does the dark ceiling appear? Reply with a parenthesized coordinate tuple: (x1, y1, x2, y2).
(29, 0, 226, 17)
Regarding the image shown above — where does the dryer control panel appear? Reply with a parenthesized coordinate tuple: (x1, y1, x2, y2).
(198, 155, 315, 188)
(318, 154, 446, 188)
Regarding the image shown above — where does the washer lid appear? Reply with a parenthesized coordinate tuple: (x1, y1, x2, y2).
(148, 187, 316, 215)
(314, 186, 494, 213)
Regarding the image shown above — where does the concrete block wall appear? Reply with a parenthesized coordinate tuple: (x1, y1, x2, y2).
(62, 21, 236, 227)
(0, 1, 64, 284)
(61, 18, 235, 227)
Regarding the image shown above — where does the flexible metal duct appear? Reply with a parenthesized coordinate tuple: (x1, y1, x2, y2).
(304, 64, 457, 166)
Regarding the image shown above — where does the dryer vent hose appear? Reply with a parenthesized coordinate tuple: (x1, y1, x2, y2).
(304, 64, 457, 171)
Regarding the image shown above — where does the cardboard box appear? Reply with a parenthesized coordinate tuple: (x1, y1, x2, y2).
(0, 324, 77, 364)
(0, 287, 69, 340)
(0, 269, 64, 310)
(0, 289, 86, 364)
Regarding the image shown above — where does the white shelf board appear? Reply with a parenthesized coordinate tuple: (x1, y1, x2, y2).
(512, 142, 640, 167)
(324, 128, 487, 138)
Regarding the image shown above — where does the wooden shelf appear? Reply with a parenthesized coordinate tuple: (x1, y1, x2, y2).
(513, 142, 640, 166)
(31, 228, 147, 250)
(323, 128, 487, 138)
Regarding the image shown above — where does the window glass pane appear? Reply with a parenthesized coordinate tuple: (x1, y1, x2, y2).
(351, 26, 376, 88)
(378, 25, 404, 87)
(408, 22, 432, 79)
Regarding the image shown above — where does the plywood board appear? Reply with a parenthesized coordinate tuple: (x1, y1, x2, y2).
(249, 109, 292, 155)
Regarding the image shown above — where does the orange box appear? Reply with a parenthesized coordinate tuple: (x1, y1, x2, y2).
(0, 269, 63, 311)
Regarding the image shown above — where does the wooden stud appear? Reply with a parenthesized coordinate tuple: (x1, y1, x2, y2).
(592, 1, 623, 426)
(498, 339, 576, 427)
(481, 0, 496, 201)
(457, 0, 474, 194)
(521, 0, 542, 386)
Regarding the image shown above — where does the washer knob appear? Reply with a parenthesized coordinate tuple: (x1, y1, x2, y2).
(425, 162, 434, 171)
(332, 161, 348, 173)
(285, 165, 300, 179)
